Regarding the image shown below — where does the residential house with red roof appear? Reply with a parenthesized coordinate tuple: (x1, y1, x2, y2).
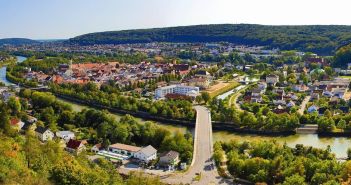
(65, 139, 86, 154)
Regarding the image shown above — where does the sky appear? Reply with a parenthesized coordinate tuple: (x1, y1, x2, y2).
(1, 0, 351, 39)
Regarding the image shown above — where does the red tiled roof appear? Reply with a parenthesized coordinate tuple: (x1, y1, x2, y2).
(10, 118, 20, 126)
(66, 139, 83, 149)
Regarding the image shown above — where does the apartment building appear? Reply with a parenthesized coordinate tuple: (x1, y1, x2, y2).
(155, 85, 199, 99)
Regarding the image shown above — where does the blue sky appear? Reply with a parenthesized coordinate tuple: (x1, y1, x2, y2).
(1, 0, 351, 39)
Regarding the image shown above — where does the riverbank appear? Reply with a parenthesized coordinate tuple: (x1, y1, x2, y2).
(212, 131, 351, 158)
(54, 93, 196, 127)
(0, 56, 27, 86)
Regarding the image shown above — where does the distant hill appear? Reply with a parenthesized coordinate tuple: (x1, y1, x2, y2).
(68, 24, 351, 55)
(0, 38, 39, 45)
(334, 43, 351, 67)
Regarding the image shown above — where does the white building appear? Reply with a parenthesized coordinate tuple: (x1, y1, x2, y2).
(56, 131, 75, 142)
(155, 85, 200, 99)
(134, 145, 157, 163)
(266, 74, 279, 86)
(35, 126, 54, 142)
(91, 143, 103, 153)
(109, 143, 141, 157)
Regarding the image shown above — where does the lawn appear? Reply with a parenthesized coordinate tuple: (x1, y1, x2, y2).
(339, 76, 351, 79)
(204, 81, 239, 98)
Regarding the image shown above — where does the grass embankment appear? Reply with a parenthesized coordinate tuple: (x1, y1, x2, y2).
(339, 76, 351, 79)
(0, 58, 16, 67)
(205, 81, 239, 98)
(228, 83, 255, 109)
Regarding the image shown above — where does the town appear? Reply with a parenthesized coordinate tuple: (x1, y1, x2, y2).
(2, 3, 351, 183)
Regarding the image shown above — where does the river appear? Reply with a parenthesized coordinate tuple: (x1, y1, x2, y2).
(0, 56, 27, 86)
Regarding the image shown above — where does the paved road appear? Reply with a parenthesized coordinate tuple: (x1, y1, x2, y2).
(298, 95, 310, 115)
(163, 106, 232, 185)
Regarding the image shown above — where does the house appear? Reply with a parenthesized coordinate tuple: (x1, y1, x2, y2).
(173, 64, 190, 75)
(332, 88, 346, 99)
(258, 82, 267, 91)
(91, 143, 103, 153)
(65, 139, 86, 154)
(1, 91, 15, 102)
(224, 62, 234, 70)
(273, 105, 287, 114)
(266, 74, 279, 86)
(329, 96, 340, 106)
(252, 88, 262, 96)
(195, 70, 211, 78)
(25, 115, 38, 124)
(310, 93, 320, 100)
(251, 94, 262, 103)
(109, 143, 141, 157)
(134, 145, 157, 163)
(291, 94, 299, 101)
(10, 118, 25, 132)
(273, 99, 286, 105)
(293, 84, 309, 92)
(159, 150, 180, 167)
(56, 131, 75, 142)
(34, 126, 54, 142)
(287, 101, 296, 108)
(308, 105, 319, 113)
(323, 90, 333, 97)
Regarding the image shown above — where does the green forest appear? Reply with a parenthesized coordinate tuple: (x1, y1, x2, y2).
(213, 140, 351, 184)
(68, 24, 351, 55)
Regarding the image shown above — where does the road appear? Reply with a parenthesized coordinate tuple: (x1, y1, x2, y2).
(163, 106, 232, 185)
(298, 95, 310, 115)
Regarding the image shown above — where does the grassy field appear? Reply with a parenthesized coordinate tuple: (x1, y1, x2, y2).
(339, 76, 351, 79)
(205, 81, 239, 98)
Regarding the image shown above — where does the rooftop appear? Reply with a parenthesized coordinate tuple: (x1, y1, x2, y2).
(109, 143, 141, 152)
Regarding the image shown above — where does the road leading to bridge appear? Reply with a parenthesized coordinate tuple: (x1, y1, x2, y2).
(163, 106, 232, 185)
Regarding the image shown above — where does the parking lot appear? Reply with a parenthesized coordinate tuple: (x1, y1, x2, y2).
(119, 160, 176, 176)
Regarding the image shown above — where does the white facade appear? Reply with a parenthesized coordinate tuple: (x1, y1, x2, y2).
(266, 75, 279, 85)
(134, 145, 157, 163)
(155, 85, 200, 99)
(56, 131, 75, 142)
(36, 130, 54, 142)
(108, 143, 141, 157)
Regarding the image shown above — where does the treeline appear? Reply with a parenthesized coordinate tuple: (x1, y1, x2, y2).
(210, 98, 300, 132)
(69, 24, 351, 55)
(0, 133, 165, 185)
(301, 111, 351, 133)
(20, 89, 193, 163)
(11, 50, 149, 64)
(214, 140, 351, 184)
(50, 82, 196, 121)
